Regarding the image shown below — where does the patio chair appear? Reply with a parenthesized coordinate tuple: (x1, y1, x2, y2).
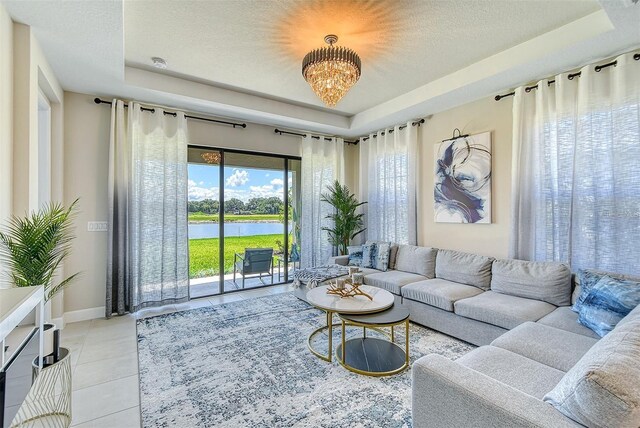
(233, 248, 274, 288)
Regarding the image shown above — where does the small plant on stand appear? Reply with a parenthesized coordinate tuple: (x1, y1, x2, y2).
(0, 199, 81, 356)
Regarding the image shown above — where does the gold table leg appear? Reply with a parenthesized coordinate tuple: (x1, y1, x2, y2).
(307, 310, 336, 362)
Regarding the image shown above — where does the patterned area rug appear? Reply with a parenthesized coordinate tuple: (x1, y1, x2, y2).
(137, 293, 474, 427)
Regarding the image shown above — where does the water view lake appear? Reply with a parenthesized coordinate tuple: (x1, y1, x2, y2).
(188, 222, 288, 239)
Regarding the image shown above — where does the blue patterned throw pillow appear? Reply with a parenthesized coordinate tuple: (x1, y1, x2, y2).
(374, 242, 391, 272)
(573, 269, 606, 313)
(361, 242, 377, 269)
(347, 246, 363, 267)
(578, 275, 640, 337)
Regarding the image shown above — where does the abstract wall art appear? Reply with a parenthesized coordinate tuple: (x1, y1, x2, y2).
(434, 131, 492, 224)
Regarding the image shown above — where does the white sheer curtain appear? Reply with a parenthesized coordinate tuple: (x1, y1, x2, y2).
(300, 135, 345, 268)
(107, 101, 190, 315)
(510, 51, 640, 275)
(359, 122, 418, 245)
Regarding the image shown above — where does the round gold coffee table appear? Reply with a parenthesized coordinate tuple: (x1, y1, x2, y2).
(305, 285, 394, 362)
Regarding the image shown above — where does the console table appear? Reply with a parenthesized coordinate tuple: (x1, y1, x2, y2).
(0, 286, 45, 369)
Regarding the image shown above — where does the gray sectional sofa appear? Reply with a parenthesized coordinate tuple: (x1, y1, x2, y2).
(324, 245, 640, 427)
(330, 245, 585, 346)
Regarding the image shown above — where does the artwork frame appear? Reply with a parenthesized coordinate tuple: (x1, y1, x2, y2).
(434, 131, 492, 224)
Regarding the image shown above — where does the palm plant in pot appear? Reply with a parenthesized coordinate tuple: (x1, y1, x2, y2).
(321, 180, 367, 255)
(0, 199, 81, 356)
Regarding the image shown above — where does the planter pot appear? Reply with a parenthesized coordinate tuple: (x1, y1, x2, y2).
(42, 323, 56, 356)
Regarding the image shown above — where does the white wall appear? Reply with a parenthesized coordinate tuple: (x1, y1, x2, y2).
(0, 9, 65, 317)
(417, 95, 513, 258)
(0, 4, 13, 236)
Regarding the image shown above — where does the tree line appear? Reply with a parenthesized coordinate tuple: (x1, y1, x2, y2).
(188, 197, 284, 215)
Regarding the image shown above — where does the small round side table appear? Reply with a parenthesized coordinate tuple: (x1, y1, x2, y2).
(336, 305, 410, 377)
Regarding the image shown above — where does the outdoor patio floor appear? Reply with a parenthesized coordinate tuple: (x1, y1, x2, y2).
(189, 268, 294, 298)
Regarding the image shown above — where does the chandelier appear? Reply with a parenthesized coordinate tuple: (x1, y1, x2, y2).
(302, 35, 361, 107)
(201, 152, 221, 164)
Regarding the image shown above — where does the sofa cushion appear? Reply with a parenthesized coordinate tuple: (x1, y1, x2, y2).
(491, 322, 598, 372)
(401, 278, 484, 312)
(454, 291, 556, 330)
(491, 259, 571, 306)
(617, 301, 640, 329)
(577, 275, 640, 337)
(435, 249, 493, 290)
(457, 346, 565, 400)
(537, 307, 600, 339)
(364, 270, 426, 295)
(358, 267, 381, 276)
(544, 319, 640, 428)
(394, 245, 437, 278)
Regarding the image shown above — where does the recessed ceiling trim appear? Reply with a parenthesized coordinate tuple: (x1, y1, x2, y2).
(349, 9, 615, 133)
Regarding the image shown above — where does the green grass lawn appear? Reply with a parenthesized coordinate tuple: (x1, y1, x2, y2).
(188, 213, 281, 222)
(189, 234, 283, 278)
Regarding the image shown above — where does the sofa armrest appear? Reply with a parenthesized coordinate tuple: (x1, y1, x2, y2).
(328, 255, 349, 266)
(412, 354, 579, 428)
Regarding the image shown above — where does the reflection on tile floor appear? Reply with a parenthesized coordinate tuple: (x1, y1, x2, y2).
(63, 284, 294, 427)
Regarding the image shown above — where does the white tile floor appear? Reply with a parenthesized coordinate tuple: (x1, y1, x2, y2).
(62, 284, 293, 427)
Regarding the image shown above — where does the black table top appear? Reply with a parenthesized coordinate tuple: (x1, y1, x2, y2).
(339, 305, 409, 325)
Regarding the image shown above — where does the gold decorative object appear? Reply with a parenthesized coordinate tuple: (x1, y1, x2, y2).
(201, 152, 221, 164)
(326, 278, 372, 300)
(302, 34, 361, 107)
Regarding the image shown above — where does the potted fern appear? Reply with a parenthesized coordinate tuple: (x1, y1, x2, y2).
(320, 180, 367, 255)
(0, 199, 81, 355)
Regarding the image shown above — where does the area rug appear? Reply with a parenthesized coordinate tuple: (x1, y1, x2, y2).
(137, 293, 474, 427)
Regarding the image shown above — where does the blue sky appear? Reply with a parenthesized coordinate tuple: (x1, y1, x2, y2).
(188, 165, 289, 201)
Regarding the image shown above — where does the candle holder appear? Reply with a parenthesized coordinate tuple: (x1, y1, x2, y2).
(326, 278, 372, 300)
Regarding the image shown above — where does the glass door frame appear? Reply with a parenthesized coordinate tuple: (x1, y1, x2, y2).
(188, 144, 301, 296)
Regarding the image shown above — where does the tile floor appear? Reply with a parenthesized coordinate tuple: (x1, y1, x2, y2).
(62, 284, 293, 427)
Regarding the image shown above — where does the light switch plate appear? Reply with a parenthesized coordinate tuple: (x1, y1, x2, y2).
(87, 221, 108, 232)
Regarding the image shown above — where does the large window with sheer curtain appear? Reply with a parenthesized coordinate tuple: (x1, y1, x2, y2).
(510, 51, 640, 275)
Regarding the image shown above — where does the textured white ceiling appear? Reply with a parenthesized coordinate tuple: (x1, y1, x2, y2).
(124, 0, 600, 114)
(2, 0, 639, 137)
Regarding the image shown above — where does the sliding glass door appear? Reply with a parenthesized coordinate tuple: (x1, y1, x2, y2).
(187, 147, 300, 297)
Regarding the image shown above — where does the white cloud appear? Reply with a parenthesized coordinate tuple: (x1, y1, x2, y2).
(189, 177, 286, 202)
(265, 173, 270, 177)
(249, 184, 284, 200)
(270, 178, 284, 187)
(225, 169, 249, 187)
(188, 182, 219, 201)
(198, 181, 204, 185)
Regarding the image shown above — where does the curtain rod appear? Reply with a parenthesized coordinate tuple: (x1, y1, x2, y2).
(274, 128, 358, 145)
(359, 118, 425, 142)
(93, 98, 247, 128)
(495, 53, 640, 101)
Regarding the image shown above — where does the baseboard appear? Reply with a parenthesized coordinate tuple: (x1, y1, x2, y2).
(63, 306, 105, 324)
(51, 316, 65, 329)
